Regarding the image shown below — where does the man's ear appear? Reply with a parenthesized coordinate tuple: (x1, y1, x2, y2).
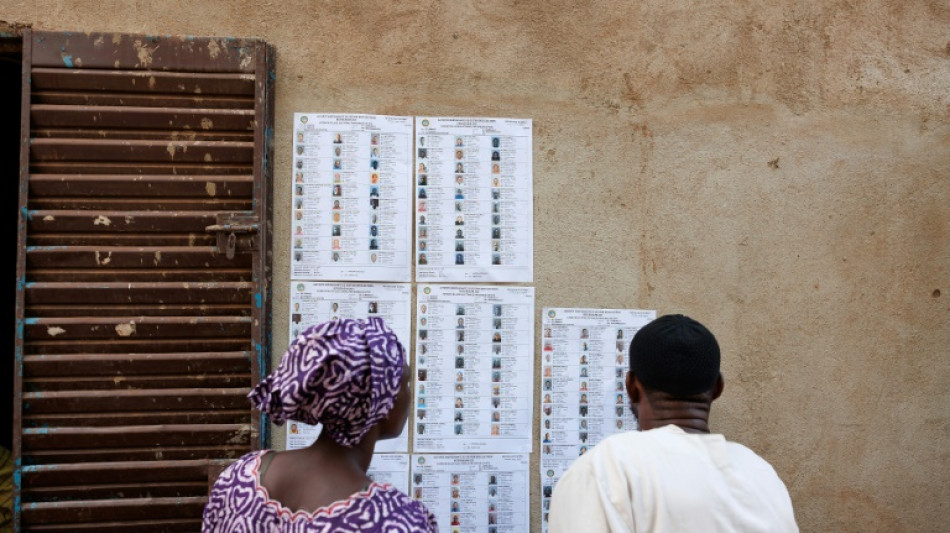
(711, 373, 724, 401)
(625, 371, 639, 404)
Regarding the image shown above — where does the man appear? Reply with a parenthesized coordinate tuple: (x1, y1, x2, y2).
(548, 314, 797, 532)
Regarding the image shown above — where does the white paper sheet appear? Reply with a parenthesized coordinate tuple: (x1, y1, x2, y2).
(538, 307, 656, 532)
(414, 117, 533, 283)
(285, 420, 321, 451)
(286, 281, 412, 453)
(413, 285, 535, 453)
(410, 454, 530, 533)
(288, 281, 412, 342)
(285, 419, 409, 455)
(290, 113, 413, 282)
(368, 453, 411, 495)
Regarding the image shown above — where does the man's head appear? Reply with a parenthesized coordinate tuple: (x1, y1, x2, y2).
(630, 314, 720, 396)
(626, 314, 724, 431)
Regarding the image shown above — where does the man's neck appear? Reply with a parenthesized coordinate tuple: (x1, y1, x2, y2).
(639, 396, 713, 434)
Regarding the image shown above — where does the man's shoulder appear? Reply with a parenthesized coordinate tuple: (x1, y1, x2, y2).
(559, 430, 651, 474)
(582, 427, 782, 472)
(721, 439, 787, 479)
(590, 425, 683, 451)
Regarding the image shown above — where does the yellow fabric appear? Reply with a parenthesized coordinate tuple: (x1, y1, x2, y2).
(0, 446, 12, 532)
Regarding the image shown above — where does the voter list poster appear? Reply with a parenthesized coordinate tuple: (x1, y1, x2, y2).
(291, 113, 413, 282)
(411, 454, 530, 533)
(413, 285, 535, 453)
(367, 454, 411, 495)
(538, 307, 656, 532)
(414, 117, 533, 283)
(286, 281, 412, 453)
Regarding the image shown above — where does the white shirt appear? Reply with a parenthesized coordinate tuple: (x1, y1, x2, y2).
(548, 425, 798, 533)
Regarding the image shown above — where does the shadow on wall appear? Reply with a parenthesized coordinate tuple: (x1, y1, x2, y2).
(0, 34, 22, 531)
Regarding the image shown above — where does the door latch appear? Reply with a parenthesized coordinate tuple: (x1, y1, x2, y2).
(226, 232, 237, 259)
(205, 217, 260, 258)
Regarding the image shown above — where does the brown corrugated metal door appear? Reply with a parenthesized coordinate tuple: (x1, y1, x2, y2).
(13, 30, 274, 532)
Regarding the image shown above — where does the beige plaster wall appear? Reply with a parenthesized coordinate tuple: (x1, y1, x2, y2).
(3, 1, 948, 531)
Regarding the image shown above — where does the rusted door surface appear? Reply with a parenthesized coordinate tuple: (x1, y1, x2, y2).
(14, 30, 274, 532)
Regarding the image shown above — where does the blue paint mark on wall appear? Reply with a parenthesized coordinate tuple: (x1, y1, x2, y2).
(255, 292, 262, 309)
(62, 54, 73, 68)
(13, 456, 21, 515)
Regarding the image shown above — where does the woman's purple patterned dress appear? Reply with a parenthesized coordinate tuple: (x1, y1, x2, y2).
(203, 451, 438, 532)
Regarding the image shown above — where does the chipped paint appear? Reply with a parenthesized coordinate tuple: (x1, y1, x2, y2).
(166, 143, 176, 158)
(153, 250, 162, 266)
(205, 181, 217, 197)
(227, 426, 251, 445)
(207, 39, 222, 59)
(42, 215, 55, 222)
(204, 153, 213, 162)
(46, 326, 66, 337)
(94, 250, 112, 266)
(115, 321, 136, 336)
(239, 53, 253, 70)
(132, 38, 155, 67)
(200, 117, 213, 130)
(93, 215, 112, 226)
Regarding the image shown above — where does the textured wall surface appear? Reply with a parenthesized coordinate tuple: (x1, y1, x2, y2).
(3, 1, 948, 531)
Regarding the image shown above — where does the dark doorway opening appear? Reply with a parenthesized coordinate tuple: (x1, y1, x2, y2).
(1, 35, 21, 456)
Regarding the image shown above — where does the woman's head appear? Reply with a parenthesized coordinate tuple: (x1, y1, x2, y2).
(248, 318, 407, 447)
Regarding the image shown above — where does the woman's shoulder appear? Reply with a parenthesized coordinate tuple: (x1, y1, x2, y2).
(228, 449, 270, 471)
(210, 450, 269, 492)
(362, 484, 438, 531)
(203, 451, 272, 531)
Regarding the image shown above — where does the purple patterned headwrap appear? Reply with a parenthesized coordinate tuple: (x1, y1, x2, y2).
(248, 317, 406, 447)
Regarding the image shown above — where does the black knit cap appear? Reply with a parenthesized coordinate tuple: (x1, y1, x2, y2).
(629, 314, 720, 396)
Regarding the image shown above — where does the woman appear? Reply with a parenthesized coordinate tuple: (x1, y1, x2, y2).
(203, 318, 437, 532)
